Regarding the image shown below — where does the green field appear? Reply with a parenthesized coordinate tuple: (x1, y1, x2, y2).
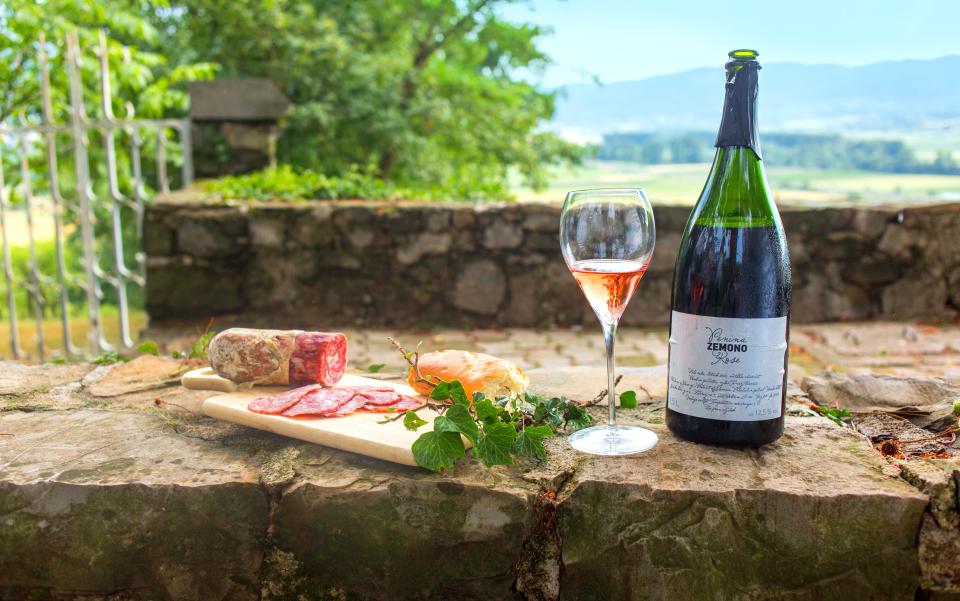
(513, 160, 960, 205)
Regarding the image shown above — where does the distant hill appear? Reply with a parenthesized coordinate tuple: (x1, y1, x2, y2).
(551, 56, 960, 139)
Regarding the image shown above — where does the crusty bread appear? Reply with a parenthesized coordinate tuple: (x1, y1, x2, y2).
(408, 350, 529, 400)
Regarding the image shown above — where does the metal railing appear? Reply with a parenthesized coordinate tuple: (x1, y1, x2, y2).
(0, 32, 192, 362)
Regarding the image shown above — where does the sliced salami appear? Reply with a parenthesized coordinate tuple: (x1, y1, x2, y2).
(248, 384, 320, 415)
(281, 388, 357, 417)
(332, 393, 372, 416)
(362, 395, 425, 413)
(289, 332, 348, 386)
(355, 390, 403, 405)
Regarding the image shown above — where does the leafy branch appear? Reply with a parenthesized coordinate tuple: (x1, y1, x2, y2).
(388, 337, 439, 390)
(403, 379, 592, 472)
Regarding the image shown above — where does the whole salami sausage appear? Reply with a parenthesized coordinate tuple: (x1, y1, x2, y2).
(208, 328, 347, 386)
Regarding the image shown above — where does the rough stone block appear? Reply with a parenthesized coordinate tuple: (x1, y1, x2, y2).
(483, 220, 524, 250)
(559, 419, 927, 601)
(271, 449, 536, 600)
(0, 410, 269, 601)
(453, 259, 507, 315)
(882, 276, 950, 320)
(397, 232, 452, 265)
(146, 263, 246, 319)
(0, 363, 952, 600)
(175, 211, 247, 258)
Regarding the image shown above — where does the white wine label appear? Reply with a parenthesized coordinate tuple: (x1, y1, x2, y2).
(668, 311, 787, 421)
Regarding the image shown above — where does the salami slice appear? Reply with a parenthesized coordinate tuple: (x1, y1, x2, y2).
(362, 395, 425, 413)
(281, 388, 357, 417)
(332, 393, 372, 416)
(355, 390, 403, 405)
(248, 384, 320, 415)
(289, 332, 348, 386)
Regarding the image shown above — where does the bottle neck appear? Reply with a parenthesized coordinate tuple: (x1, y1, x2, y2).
(715, 62, 762, 160)
(692, 147, 778, 228)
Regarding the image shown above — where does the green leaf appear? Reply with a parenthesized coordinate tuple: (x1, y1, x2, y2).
(366, 363, 385, 373)
(474, 422, 517, 467)
(171, 351, 185, 359)
(434, 404, 480, 444)
(565, 403, 593, 432)
(620, 390, 638, 409)
(138, 341, 160, 356)
(411, 431, 465, 472)
(92, 351, 126, 365)
(403, 410, 428, 431)
(189, 331, 215, 359)
(512, 425, 553, 460)
(447, 381, 469, 405)
(429, 380, 469, 405)
(430, 381, 451, 401)
(475, 398, 500, 424)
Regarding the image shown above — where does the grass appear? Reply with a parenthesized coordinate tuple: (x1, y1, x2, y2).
(512, 160, 960, 205)
(0, 306, 148, 362)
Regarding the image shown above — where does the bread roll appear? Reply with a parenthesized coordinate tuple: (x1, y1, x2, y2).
(407, 350, 529, 400)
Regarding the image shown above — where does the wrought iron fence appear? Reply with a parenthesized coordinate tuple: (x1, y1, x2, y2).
(0, 31, 192, 362)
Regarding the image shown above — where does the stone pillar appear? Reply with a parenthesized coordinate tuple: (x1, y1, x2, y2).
(188, 79, 291, 178)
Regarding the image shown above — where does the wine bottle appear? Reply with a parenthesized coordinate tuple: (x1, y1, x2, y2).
(665, 49, 792, 446)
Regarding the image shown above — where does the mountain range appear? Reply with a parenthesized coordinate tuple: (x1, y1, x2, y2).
(550, 55, 960, 141)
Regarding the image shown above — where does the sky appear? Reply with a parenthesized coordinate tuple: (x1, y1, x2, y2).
(499, 0, 960, 87)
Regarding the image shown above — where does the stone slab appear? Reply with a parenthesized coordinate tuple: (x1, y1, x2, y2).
(189, 79, 291, 121)
(0, 361, 947, 600)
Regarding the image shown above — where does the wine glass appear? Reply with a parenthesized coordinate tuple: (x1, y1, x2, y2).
(560, 188, 658, 455)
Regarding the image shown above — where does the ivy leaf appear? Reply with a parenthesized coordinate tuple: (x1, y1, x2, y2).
(411, 431, 465, 472)
(435, 404, 479, 444)
(366, 363, 385, 373)
(430, 381, 451, 401)
(620, 390, 638, 409)
(138, 340, 160, 356)
(473, 422, 517, 467)
(447, 381, 469, 406)
(512, 425, 553, 460)
(403, 410, 428, 431)
(565, 403, 592, 431)
(430, 380, 469, 405)
(475, 398, 499, 424)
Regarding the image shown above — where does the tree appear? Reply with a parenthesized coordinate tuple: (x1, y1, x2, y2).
(150, 0, 582, 198)
(0, 0, 216, 317)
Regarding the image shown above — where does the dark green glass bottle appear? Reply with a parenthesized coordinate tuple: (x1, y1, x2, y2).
(665, 50, 792, 446)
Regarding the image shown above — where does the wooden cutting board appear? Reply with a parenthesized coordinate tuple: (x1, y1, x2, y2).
(198, 372, 441, 467)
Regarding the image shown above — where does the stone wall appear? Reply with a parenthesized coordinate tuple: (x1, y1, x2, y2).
(144, 194, 960, 326)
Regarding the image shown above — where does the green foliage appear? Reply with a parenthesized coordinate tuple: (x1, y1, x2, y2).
(189, 330, 215, 360)
(810, 405, 851, 426)
(92, 350, 126, 365)
(619, 390, 638, 409)
(1, 0, 216, 322)
(366, 363, 386, 374)
(403, 410, 428, 431)
(137, 340, 160, 356)
(0, 239, 83, 320)
(205, 165, 409, 201)
(406, 380, 592, 472)
(598, 131, 960, 175)
(151, 0, 582, 198)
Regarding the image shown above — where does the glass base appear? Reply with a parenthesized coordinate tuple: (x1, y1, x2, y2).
(567, 424, 659, 456)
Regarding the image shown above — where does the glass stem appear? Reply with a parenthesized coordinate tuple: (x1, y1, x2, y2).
(603, 320, 618, 428)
